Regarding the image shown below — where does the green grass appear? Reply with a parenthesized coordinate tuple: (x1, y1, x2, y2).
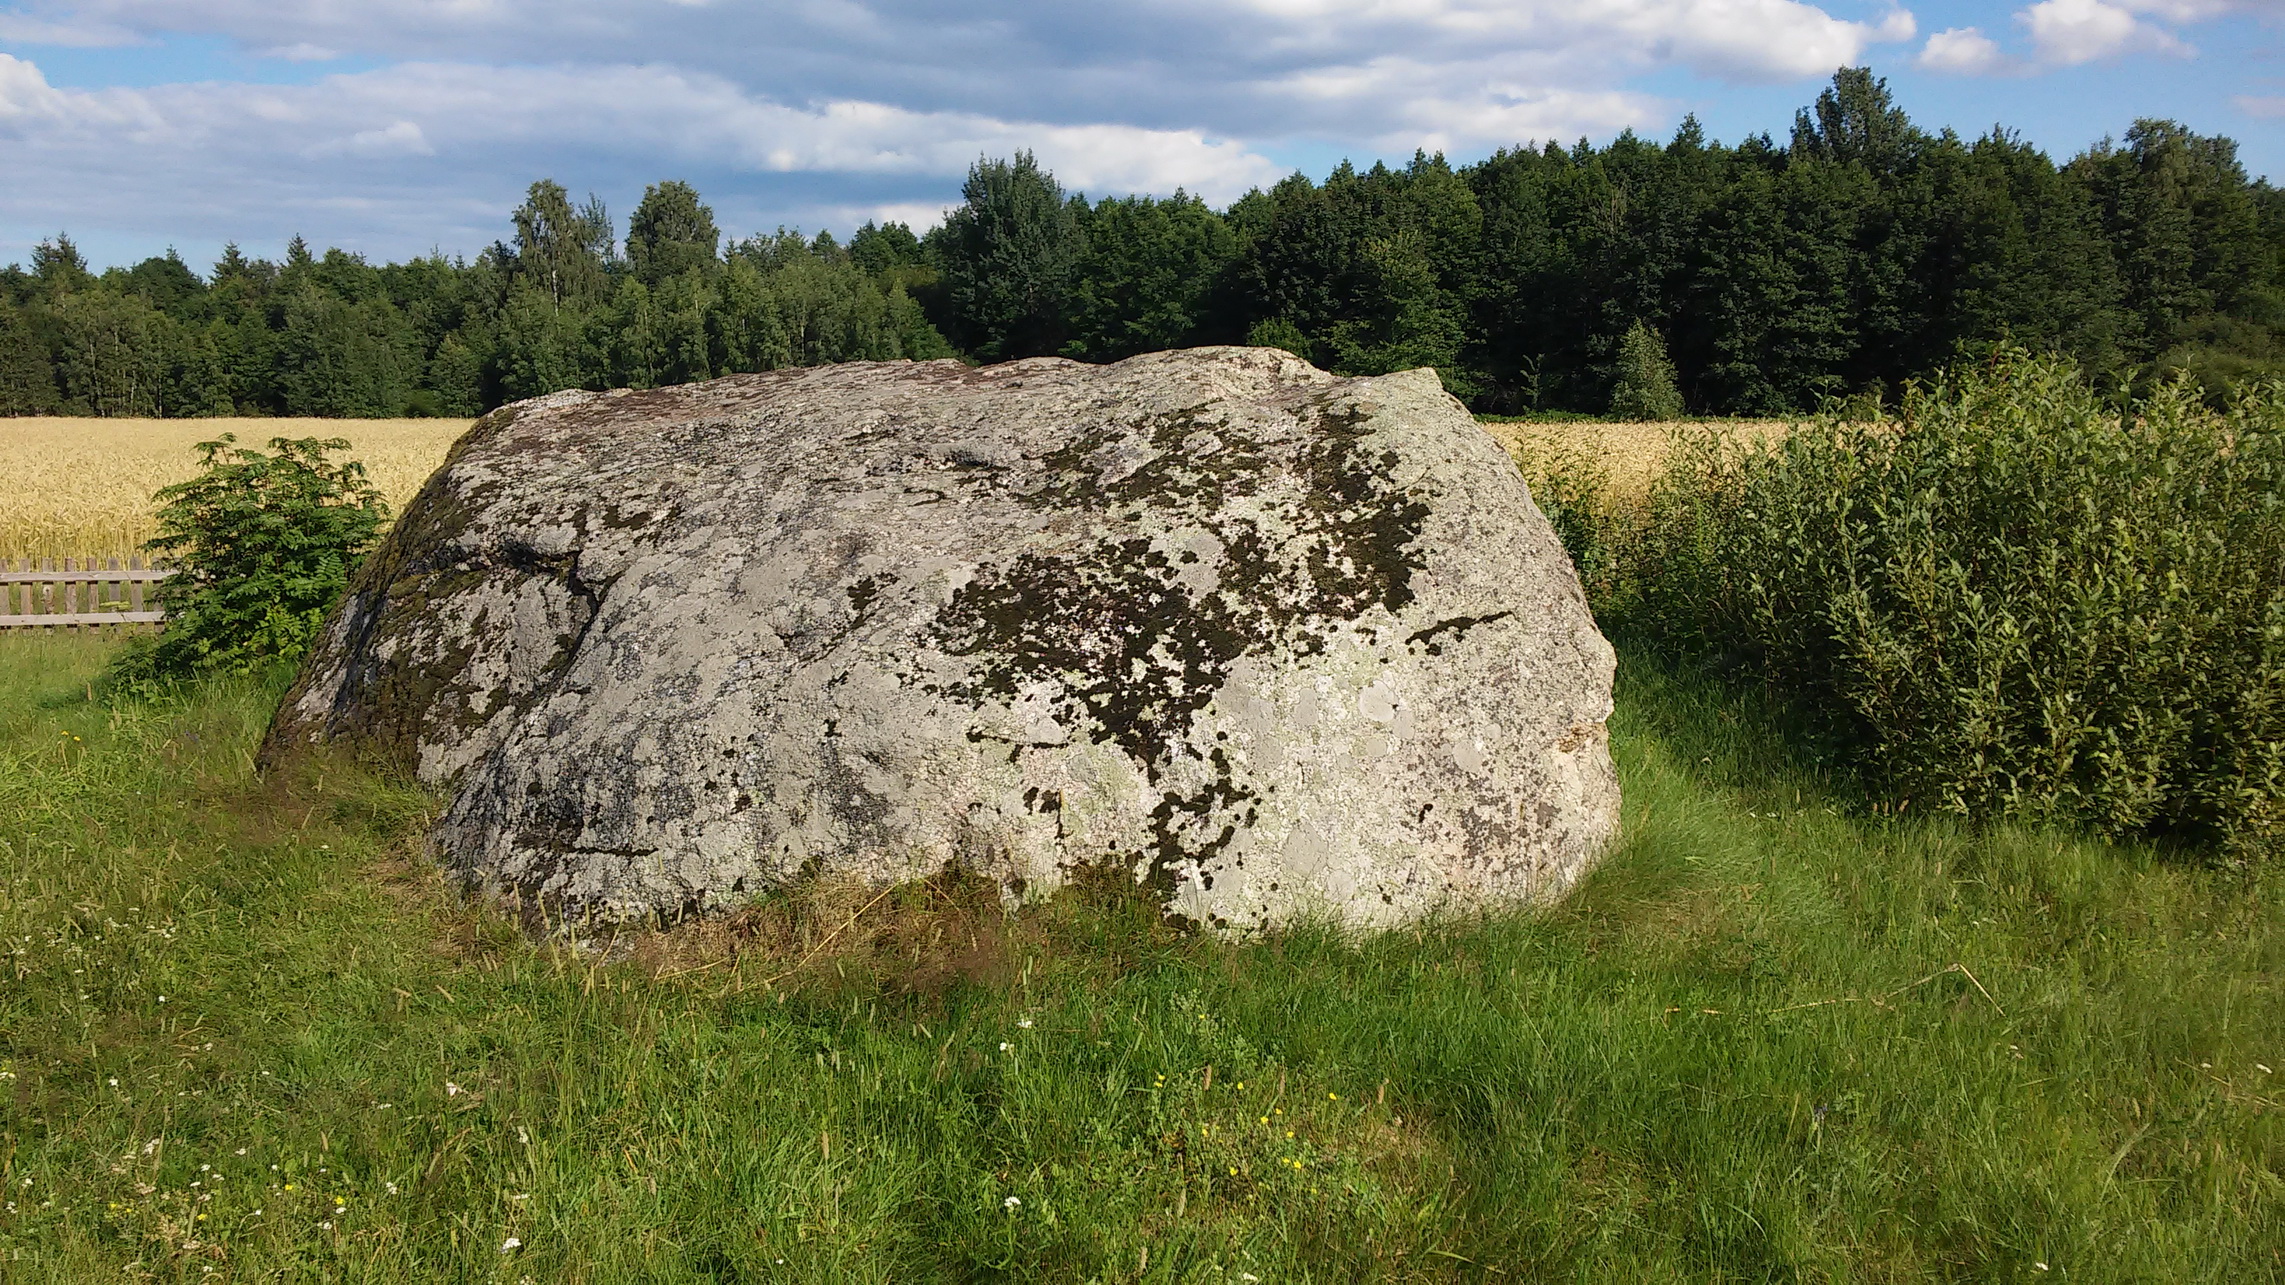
(2, 634, 2280, 1282)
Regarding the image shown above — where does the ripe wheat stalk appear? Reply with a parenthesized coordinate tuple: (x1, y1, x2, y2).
(0, 417, 471, 562)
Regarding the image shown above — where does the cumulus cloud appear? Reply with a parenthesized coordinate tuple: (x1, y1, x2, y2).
(2019, 0, 2190, 66)
(1913, 0, 2239, 75)
(1918, 26, 2013, 75)
(0, 53, 1290, 256)
(0, 50, 66, 119)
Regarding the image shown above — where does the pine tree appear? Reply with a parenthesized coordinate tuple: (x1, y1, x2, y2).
(1609, 321, 1684, 420)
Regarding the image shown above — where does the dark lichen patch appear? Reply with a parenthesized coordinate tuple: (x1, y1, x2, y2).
(926, 397, 1434, 883)
(1405, 610, 1514, 657)
(934, 539, 1227, 775)
(1141, 747, 1260, 896)
(846, 573, 893, 622)
(1024, 405, 1264, 514)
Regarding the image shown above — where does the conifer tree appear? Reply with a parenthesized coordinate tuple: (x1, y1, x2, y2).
(1609, 321, 1684, 420)
(932, 152, 1082, 360)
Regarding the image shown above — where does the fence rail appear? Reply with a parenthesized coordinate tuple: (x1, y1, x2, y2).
(0, 558, 173, 628)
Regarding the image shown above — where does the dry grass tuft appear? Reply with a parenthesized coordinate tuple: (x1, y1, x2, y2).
(0, 417, 470, 562)
(604, 867, 1023, 1000)
(1477, 418, 1792, 501)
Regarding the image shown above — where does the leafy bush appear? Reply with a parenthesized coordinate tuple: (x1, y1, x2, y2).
(114, 434, 388, 681)
(1600, 348, 2285, 859)
(1505, 433, 1620, 599)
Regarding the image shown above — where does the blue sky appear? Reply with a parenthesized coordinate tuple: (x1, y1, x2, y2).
(1, 0, 2279, 272)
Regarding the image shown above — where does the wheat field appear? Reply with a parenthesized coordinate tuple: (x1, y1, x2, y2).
(1477, 418, 1792, 501)
(0, 417, 472, 562)
(1, 414, 1793, 562)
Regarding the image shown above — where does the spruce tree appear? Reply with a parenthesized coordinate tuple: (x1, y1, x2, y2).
(931, 152, 1082, 360)
(1609, 321, 1684, 420)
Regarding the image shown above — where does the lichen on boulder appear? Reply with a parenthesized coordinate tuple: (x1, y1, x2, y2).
(266, 347, 1620, 931)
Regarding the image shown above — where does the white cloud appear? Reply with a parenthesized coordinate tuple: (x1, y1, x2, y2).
(1910, 0, 2257, 74)
(0, 50, 64, 119)
(1215, 0, 1916, 81)
(2019, 0, 2189, 66)
(2120, 0, 2269, 19)
(1272, 55, 1657, 151)
(2235, 93, 2285, 118)
(261, 42, 342, 62)
(1918, 26, 2013, 74)
(341, 118, 433, 156)
(0, 54, 1287, 255)
(0, 11, 139, 45)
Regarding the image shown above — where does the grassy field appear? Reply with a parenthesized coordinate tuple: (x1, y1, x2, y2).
(0, 419, 470, 562)
(3, 633, 2278, 1281)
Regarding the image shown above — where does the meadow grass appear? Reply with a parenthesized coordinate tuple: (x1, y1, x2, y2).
(2, 633, 2280, 1282)
(0, 419, 469, 562)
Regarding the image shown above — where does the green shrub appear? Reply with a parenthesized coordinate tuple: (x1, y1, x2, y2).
(114, 434, 389, 682)
(1506, 433, 1620, 600)
(1607, 321, 1684, 421)
(1245, 315, 1315, 361)
(1611, 348, 2285, 859)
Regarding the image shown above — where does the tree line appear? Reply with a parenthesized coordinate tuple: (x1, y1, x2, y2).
(4, 69, 2279, 419)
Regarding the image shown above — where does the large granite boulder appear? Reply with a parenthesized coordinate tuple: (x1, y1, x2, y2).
(268, 347, 1619, 932)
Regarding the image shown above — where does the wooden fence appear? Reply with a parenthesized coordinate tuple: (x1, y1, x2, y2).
(0, 558, 172, 628)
